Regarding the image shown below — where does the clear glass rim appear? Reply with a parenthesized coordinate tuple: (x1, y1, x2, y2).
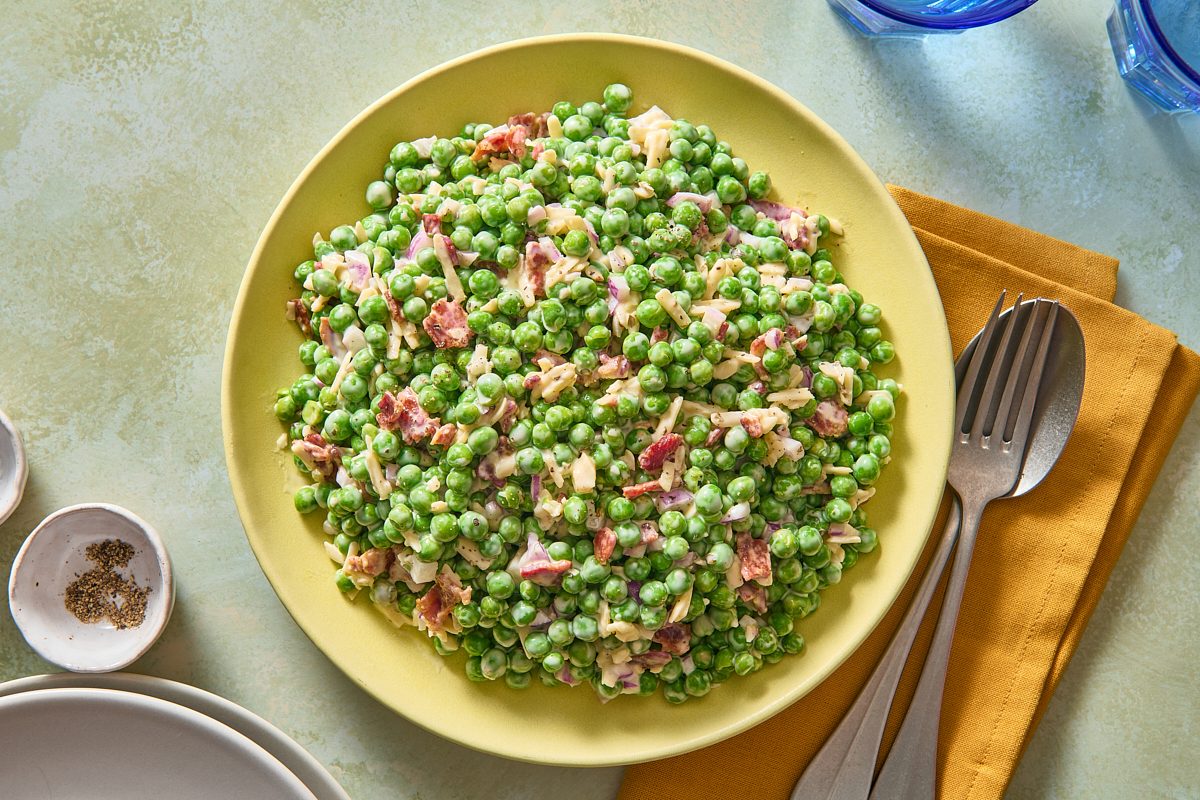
(856, 0, 1040, 29)
(1139, 0, 1200, 84)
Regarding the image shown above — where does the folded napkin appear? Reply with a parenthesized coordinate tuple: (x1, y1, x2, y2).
(619, 187, 1200, 800)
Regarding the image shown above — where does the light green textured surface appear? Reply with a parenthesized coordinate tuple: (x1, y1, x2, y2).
(0, 2, 1195, 799)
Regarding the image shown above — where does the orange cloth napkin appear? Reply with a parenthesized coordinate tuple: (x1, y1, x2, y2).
(619, 187, 1200, 800)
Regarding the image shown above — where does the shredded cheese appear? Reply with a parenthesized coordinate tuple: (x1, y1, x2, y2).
(329, 350, 356, 393)
(819, 361, 856, 406)
(766, 387, 816, 408)
(433, 235, 466, 302)
(466, 343, 491, 381)
(654, 395, 684, 438)
(361, 434, 392, 499)
(572, 452, 596, 494)
(654, 288, 691, 328)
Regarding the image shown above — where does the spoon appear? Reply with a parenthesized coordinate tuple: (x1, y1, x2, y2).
(790, 297, 1084, 800)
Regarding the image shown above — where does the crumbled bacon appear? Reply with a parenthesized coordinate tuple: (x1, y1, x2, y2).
(596, 353, 631, 379)
(741, 414, 764, 438)
(638, 433, 684, 471)
(810, 400, 849, 437)
(381, 281, 402, 322)
(508, 111, 550, 138)
(631, 650, 673, 669)
(705, 428, 725, 448)
(422, 298, 472, 349)
(292, 432, 341, 477)
(737, 582, 769, 614)
(522, 373, 542, 391)
(653, 623, 692, 655)
(524, 241, 551, 296)
(495, 397, 518, 433)
(623, 480, 663, 499)
(470, 124, 531, 162)
(534, 349, 567, 367)
(286, 299, 312, 336)
(716, 321, 730, 340)
(422, 213, 441, 235)
(376, 388, 438, 444)
(650, 327, 669, 344)
(593, 528, 616, 565)
(520, 557, 572, 583)
(531, 140, 545, 160)
(506, 125, 528, 158)
(415, 569, 473, 633)
(430, 423, 457, 446)
(344, 547, 393, 578)
(737, 533, 772, 583)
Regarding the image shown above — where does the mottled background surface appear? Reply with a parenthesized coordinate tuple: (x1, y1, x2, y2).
(1, 1, 1197, 798)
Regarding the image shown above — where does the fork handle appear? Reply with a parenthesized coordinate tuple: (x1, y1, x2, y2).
(869, 500, 986, 800)
(788, 496, 962, 800)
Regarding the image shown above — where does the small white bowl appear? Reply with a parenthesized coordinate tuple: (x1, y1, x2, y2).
(0, 409, 28, 526)
(8, 504, 174, 672)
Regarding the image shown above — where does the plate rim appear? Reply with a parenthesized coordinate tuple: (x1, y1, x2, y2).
(221, 32, 954, 766)
(0, 684, 315, 799)
(0, 672, 349, 800)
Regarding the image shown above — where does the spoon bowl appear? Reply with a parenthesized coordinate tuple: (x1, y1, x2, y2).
(955, 298, 1085, 496)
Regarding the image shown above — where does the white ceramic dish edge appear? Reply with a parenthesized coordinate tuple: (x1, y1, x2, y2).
(7, 503, 175, 672)
(0, 672, 350, 800)
(0, 409, 28, 526)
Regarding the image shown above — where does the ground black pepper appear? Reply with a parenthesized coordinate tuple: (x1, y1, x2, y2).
(63, 539, 151, 629)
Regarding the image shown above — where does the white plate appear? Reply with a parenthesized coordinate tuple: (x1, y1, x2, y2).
(0, 673, 349, 800)
(0, 687, 317, 800)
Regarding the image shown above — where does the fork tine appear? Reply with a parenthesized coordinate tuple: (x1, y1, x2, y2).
(992, 300, 1045, 442)
(955, 291, 1007, 435)
(970, 293, 1024, 442)
(1007, 301, 1059, 449)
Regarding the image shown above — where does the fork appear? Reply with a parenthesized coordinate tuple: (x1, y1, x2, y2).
(790, 291, 1059, 800)
(869, 294, 1060, 800)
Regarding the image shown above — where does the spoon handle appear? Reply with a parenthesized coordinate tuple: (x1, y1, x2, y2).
(869, 500, 986, 800)
(789, 496, 962, 800)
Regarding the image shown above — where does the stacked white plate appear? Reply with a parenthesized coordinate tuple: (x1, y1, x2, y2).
(0, 673, 349, 800)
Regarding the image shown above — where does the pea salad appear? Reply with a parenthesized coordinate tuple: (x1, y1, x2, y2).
(275, 84, 899, 703)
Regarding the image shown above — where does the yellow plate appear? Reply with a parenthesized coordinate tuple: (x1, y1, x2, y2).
(222, 34, 953, 767)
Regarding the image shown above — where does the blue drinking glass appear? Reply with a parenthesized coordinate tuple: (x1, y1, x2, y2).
(828, 0, 1039, 36)
(1108, 0, 1200, 113)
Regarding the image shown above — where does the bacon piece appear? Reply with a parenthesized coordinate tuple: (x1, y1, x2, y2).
(737, 532, 772, 583)
(716, 320, 730, 340)
(737, 582, 769, 614)
(650, 327, 669, 345)
(495, 397, 518, 433)
(524, 241, 551, 297)
(741, 414, 764, 438)
(704, 428, 725, 448)
(381, 281, 402, 322)
(508, 112, 550, 139)
(422, 298, 472, 349)
(291, 432, 341, 477)
(522, 373, 542, 391)
(623, 480, 663, 499)
(422, 214, 441, 235)
(376, 388, 438, 444)
(430, 423, 457, 446)
(415, 568, 473, 633)
(531, 140, 545, 160)
(652, 623, 692, 656)
(534, 349, 567, 367)
(344, 547, 393, 578)
(520, 558, 572, 583)
(638, 433, 684, 471)
(286, 299, 312, 336)
(631, 650, 673, 670)
(596, 353, 631, 379)
(810, 399, 849, 437)
(506, 125, 528, 159)
(593, 528, 616, 565)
